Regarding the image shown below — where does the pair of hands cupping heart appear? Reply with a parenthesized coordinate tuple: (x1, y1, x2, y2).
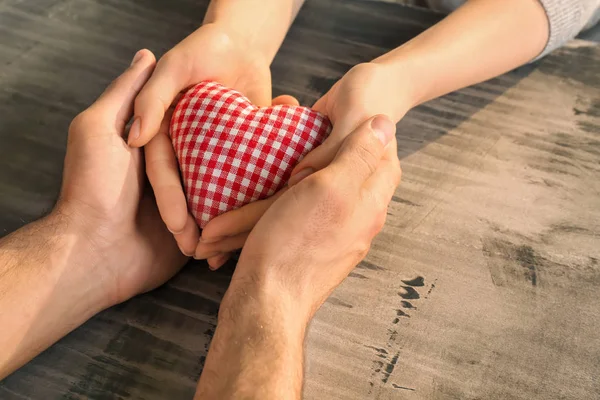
(168, 80, 332, 262)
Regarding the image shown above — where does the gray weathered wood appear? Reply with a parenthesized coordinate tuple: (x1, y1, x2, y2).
(1, 0, 599, 399)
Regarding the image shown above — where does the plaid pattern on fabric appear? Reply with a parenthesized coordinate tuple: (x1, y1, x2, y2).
(170, 81, 331, 228)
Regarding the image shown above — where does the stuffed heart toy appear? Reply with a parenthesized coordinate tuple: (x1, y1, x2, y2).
(170, 81, 331, 228)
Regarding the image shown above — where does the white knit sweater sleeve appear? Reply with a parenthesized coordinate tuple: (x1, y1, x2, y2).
(538, 0, 600, 57)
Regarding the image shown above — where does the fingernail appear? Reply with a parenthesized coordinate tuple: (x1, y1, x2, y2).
(200, 236, 225, 244)
(179, 246, 194, 257)
(195, 250, 222, 261)
(209, 254, 230, 270)
(289, 168, 314, 186)
(128, 117, 141, 145)
(371, 115, 395, 146)
(131, 50, 144, 66)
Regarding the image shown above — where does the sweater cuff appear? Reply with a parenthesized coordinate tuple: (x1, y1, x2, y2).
(537, 0, 586, 58)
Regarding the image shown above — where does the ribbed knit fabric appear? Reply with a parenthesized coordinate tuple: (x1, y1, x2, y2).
(425, 0, 600, 58)
(538, 0, 600, 56)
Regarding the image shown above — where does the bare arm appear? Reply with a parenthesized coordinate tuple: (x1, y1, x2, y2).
(0, 213, 110, 379)
(196, 0, 554, 242)
(195, 284, 306, 399)
(374, 0, 550, 109)
(0, 50, 185, 380)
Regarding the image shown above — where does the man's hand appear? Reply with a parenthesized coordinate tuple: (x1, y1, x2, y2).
(234, 115, 401, 315)
(60, 49, 187, 303)
(196, 63, 408, 265)
(0, 49, 186, 378)
(196, 115, 401, 399)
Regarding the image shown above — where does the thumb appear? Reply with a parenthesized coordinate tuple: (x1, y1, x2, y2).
(290, 89, 371, 185)
(128, 53, 190, 147)
(288, 115, 362, 186)
(91, 49, 156, 133)
(272, 95, 300, 107)
(326, 115, 396, 190)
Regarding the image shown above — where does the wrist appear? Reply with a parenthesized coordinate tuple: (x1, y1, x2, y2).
(220, 273, 309, 336)
(0, 210, 112, 378)
(371, 55, 424, 112)
(201, 22, 273, 68)
(197, 275, 307, 398)
(50, 203, 121, 311)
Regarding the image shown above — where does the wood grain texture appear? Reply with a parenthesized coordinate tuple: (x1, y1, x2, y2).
(1, 0, 599, 399)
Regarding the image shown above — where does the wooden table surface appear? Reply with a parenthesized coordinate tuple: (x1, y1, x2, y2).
(1, 0, 599, 399)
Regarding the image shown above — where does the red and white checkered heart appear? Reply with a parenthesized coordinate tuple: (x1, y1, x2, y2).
(170, 81, 331, 228)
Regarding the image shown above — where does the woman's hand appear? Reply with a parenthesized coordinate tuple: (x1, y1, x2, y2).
(193, 0, 552, 266)
(197, 63, 410, 266)
(131, 23, 296, 258)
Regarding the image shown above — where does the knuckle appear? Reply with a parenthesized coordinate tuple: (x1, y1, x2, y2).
(372, 193, 388, 215)
(316, 175, 346, 206)
(373, 210, 388, 233)
(365, 193, 389, 233)
(68, 111, 96, 134)
(347, 62, 383, 84)
(103, 78, 120, 96)
(395, 162, 402, 185)
(333, 63, 384, 114)
(159, 50, 191, 78)
(305, 173, 330, 195)
(144, 156, 164, 179)
(329, 188, 350, 215)
(305, 173, 351, 223)
(157, 50, 178, 68)
(355, 240, 371, 260)
(134, 83, 150, 107)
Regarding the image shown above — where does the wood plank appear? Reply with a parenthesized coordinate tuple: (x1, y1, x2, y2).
(1, 0, 599, 399)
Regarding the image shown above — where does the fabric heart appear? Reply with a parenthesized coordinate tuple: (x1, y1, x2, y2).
(170, 81, 331, 228)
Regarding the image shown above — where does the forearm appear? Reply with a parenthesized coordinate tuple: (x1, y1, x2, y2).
(0, 211, 109, 379)
(196, 278, 307, 399)
(204, 0, 305, 64)
(374, 0, 549, 109)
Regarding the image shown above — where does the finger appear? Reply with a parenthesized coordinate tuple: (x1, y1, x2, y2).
(129, 53, 190, 147)
(312, 94, 328, 114)
(312, 83, 337, 115)
(327, 115, 396, 190)
(288, 140, 337, 186)
(92, 49, 157, 133)
(208, 253, 232, 271)
(289, 117, 365, 185)
(200, 189, 287, 242)
(195, 232, 249, 260)
(240, 71, 272, 107)
(174, 213, 200, 257)
(362, 138, 402, 216)
(272, 95, 300, 107)
(292, 90, 337, 179)
(293, 85, 373, 182)
(145, 108, 189, 234)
